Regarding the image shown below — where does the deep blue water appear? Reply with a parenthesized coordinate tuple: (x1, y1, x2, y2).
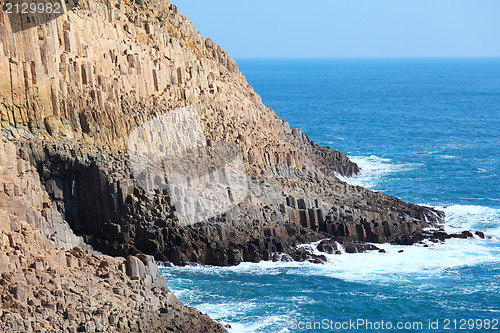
(161, 58, 500, 332)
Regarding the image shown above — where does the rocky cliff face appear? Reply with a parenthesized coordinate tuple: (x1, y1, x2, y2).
(0, 0, 446, 330)
(0, 0, 443, 262)
(0, 0, 356, 177)
(0, 140, 225, 332)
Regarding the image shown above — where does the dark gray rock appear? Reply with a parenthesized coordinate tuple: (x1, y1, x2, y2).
(17, 139, 446, 267)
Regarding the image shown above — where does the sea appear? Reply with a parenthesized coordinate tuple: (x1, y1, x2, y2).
(160, 58, 500, 332)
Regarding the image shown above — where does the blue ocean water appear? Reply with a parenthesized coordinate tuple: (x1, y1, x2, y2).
(161, 58, 500, 332)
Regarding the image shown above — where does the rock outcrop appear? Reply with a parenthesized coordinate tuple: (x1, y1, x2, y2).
(0, 0, 356, 178)
(14, 138, 443, 266)
(0, 0, 448, 330)
(0, 212, 225, 332)
(0, 140, 226, 331)
(0, 0, 444, 263)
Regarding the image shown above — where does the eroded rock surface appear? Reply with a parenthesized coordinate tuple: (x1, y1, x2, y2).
(0, 213, 225, 332)
(14, 137, 443, 266)
(0, 0, 444, 265)
(0, 0, 450, 330)
(0, 140, 226, 332)
(0, 0, 356, 178)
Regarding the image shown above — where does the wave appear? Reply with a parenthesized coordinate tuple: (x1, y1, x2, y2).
(216, 313, 292, 333)
(161, 203, 500, 332)
(341, 155, 417, 189)
(216, 240, 499, 286)
(162, 204, 499, 285)
(439, 154, 458, 159)
(436, 204, 500, 239)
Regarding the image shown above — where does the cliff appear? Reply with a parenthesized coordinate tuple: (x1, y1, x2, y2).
(0, 0, 446, 330)
(0, 0, 356, 177)
(0, 139, 225, 332)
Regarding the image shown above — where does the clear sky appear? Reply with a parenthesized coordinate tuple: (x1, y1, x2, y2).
(175, 0, 500, 58)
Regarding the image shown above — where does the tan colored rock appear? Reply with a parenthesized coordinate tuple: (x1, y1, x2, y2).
(0, 208, 225, 332)
(0, 0, 352, 179)
(0, 140, 226, 332)
(0, 0, 445, 330)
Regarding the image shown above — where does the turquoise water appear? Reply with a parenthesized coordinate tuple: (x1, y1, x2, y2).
(161, 59, 500, 332)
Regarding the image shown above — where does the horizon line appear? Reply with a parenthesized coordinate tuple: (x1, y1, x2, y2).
(234, 56, 500, 60)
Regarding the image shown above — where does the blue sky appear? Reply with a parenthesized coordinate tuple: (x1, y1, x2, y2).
(175, 0, 500, 58)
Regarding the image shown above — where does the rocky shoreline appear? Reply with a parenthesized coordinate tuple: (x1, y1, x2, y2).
(0, 139, 226, 332)
(0, 0, 482, 331)
(17, 138, 445, 266)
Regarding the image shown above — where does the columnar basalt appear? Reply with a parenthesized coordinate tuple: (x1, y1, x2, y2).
(17, 138, 443, 266)
(0, 0, 356, 178)
(0, 0, 448, 330)
(0, 0, 444, 263)
(0, 140, 226, 331)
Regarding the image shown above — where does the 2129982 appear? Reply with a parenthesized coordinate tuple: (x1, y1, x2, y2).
(443, 318, 498, 330)
(4, 2, 62, 14)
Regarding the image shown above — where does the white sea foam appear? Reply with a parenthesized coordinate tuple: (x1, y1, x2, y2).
(177, 204, 500, 284)
(166, 294, 295, 333)
(334, 155, 500, 280)
(196, 301, 259, 319)
(226, 315, 292, 333)
(186, 301, 292, 333)
(162, 204, 500, 331)
(219, 238, 498, 286)
(340, 155, 416, 189)
(440, 154, 457, 159)
(438, 204, 500, 239)
(163, 204, 500, 285)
